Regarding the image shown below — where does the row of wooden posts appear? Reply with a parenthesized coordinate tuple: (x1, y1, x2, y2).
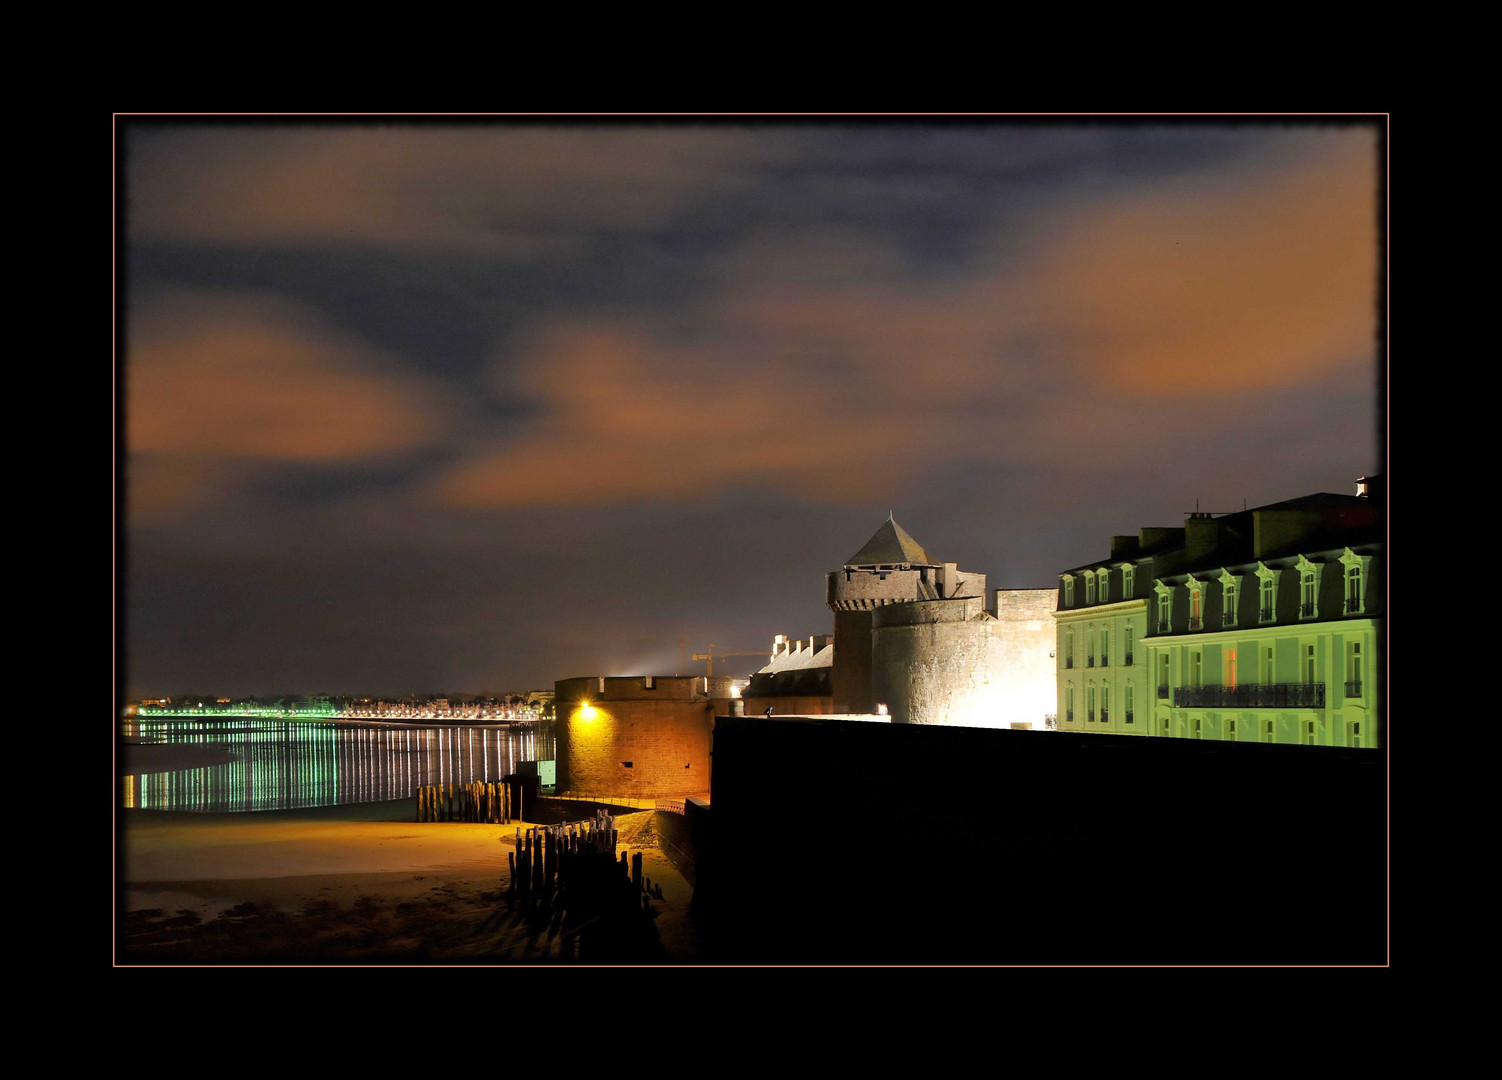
(415, 780, 518, 823)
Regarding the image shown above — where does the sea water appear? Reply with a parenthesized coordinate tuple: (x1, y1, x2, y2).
(120, 717, 557, 813)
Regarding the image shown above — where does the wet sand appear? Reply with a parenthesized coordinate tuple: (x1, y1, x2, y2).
(119, 799, 698, 964)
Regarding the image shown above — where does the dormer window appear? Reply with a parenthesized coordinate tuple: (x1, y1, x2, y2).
(1154, 581, 1173, 634)
(1188, 581, 1203, 631)
(1122, 564, 1135, 597)
(1254, 563, 1280, 624)
(1085, 573, 1096, 605)
(1296, 556, 1322, 620)
(1220, 571, 1239, 628)
(1062, 575, 1075, 607)
(1096, 568, 1110, 604)
(1338, 548, 1372, 616)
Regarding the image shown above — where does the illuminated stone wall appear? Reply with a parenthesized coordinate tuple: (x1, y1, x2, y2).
(871, 593, 1056, 729)
(554, 676, 733, 797)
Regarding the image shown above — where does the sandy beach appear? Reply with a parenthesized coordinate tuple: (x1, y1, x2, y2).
(119, 797, 699, 964)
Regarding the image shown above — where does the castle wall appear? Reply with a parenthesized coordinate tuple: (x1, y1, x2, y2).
(831, 609, 874, 714)
(871, 593, 1055, 729)
(554, 676, 731, 797)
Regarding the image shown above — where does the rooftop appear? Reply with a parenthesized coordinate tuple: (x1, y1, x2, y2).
(845, 515, 936, 567)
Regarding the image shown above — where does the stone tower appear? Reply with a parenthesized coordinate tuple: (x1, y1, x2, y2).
(825, 516, 986, 713)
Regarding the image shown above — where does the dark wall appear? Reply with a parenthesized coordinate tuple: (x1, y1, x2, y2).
(698, 718, 1386, 964)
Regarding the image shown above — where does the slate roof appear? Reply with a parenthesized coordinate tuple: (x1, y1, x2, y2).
(846, 516, 935, 567)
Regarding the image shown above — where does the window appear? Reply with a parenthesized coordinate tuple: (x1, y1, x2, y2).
(1067, 686, 1075, 722)
(1088, 684, 1096, 722)
(1125, 684, 1134, 724)
(1346, 641, 1363, 697)
(1158, 653, 1171, 698)
(1065, 630, 1074, 669)
(1226, 718, 1237, 741)
(1306, 720, 1318, 745)
(1123, 565, 1134, 597)
(1339, 548, 1371, 615)
(1190, 651, 1203, 688)
(1087, 630, 1095, 667)
(1225, 646, 1237, 690)
(1265, 718, 1276, 743)
(1100, 629, 1109, 667)
(1194, 716, 1202, 738)
(1301, 570, 1317, 618)
(1157, 588, 1172, 634)
(1085, 573, 1096, 605)
(1304, 644, 1316, 686)
(1189, 584, 1203, 630)
(1260, 577, 1276, 622)
(1100, 682, 1109, 724)
(1221, 573, 1238, 627)
(1063, 576, 1075, 607)
(1261, 646, 1275, 684)
(644, 676, 655, 689)
(1096, 568, 1110, 604)
(1124, 624, 1134, 665)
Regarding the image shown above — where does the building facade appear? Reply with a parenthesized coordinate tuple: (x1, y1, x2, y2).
(1054, 480, 1383, 747)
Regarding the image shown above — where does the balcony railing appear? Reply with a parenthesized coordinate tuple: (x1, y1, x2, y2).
(1157, 684, 1170, 699)
(1345, 681, 1363, 697)
(1173, 683, 1326, 709)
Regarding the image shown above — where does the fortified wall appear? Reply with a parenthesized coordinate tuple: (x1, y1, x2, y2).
(554, 675, 734, 798)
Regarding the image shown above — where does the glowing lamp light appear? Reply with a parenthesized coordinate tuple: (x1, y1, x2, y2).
(576, 703, 599, 721)
(876, 703, 889, 716)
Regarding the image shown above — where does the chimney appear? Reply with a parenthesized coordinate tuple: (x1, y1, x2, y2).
(1110, 535, 1140, 560)
(1184, 513, 1220, 562)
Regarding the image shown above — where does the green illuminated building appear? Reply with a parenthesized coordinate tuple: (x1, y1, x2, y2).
(1053, 477, 1382, 748)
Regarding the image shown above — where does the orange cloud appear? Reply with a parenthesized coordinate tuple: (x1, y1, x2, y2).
(128, 293, 449, 512)
(1032, 131, 1377, 390)
(424, 133, 1379, 508)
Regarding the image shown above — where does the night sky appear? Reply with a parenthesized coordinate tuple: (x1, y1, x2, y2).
(120, 118, 1383, 698)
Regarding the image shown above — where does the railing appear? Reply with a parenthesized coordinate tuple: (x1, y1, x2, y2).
(1173, 683, 1326, 709)
(1344, 681, 1363, 697)
(1157, 684, 1170, 699)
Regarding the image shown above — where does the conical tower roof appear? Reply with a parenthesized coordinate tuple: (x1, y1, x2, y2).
(845, 515, 935, 567)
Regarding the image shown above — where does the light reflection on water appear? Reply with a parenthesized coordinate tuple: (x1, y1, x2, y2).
(121, 718, 556, 813)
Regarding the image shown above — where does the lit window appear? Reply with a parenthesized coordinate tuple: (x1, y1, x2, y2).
(1067, 686, 1075, 722)
(1189, 584, 1203, 631)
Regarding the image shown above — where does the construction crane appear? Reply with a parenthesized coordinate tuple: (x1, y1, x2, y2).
(690, 645, 771, 678)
